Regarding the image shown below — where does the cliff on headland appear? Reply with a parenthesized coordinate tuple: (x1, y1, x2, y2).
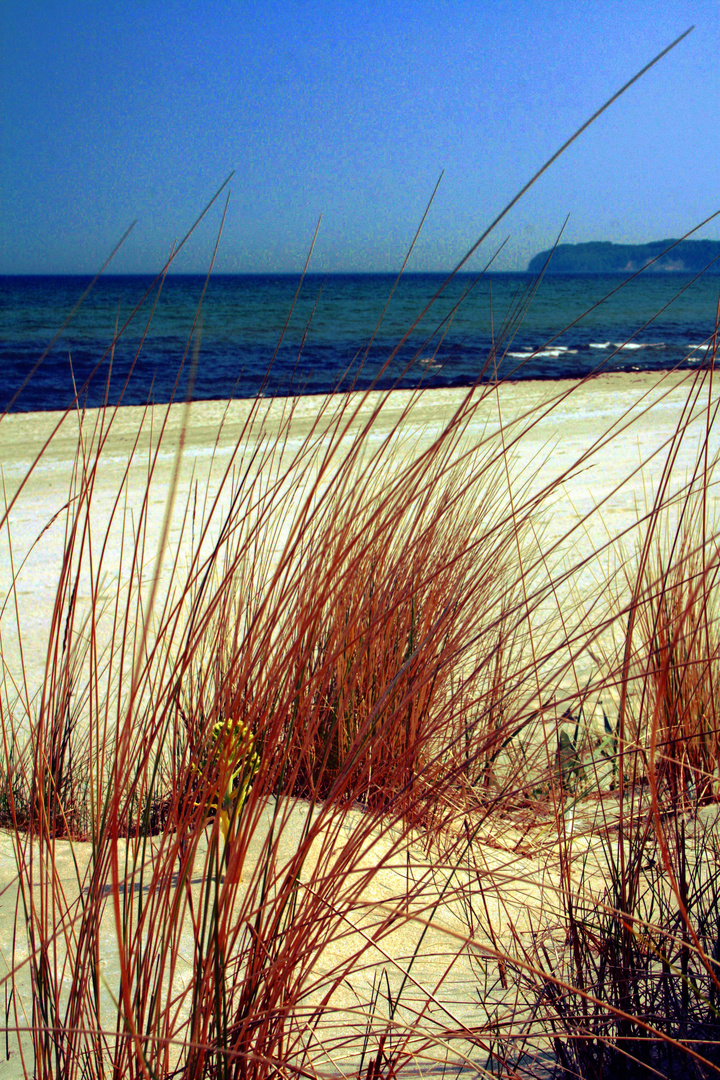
(527, 239, 720, 274)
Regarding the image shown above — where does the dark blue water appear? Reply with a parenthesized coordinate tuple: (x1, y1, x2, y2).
(0, 272, 718, 412)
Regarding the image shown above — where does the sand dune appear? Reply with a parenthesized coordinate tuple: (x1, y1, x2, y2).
(1, 369, 719, 1076)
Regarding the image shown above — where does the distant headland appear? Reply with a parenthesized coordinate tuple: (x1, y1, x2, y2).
(527, 239, 720, 274)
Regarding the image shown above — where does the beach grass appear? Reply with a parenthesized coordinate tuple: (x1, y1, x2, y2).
(2, 270, 719, 1079)
(5, 35, 720, 1077)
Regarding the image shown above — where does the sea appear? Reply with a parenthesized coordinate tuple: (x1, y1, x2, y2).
(0, 271, 718, 413)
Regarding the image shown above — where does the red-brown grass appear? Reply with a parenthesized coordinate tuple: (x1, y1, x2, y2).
(2, 289, 718, 1078)
(5, 34, 720, 1076)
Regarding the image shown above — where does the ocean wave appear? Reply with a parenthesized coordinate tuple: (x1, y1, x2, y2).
(589, 341, 666, 351)
(2, 273, 719, 411)
(507, 347, 578, 359)
(686, 343, 711, 364)
(612, 342, 666, 350)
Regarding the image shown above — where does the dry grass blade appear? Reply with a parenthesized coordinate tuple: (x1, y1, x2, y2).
(5, 32, 720, 1080)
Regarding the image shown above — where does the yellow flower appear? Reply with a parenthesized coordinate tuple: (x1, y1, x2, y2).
(191, 717, 260, 843)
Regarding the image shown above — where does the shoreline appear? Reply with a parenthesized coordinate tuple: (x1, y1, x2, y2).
(0, 367, 705, 462)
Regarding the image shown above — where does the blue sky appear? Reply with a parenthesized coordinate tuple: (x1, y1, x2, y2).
(1, 0, 718, 274)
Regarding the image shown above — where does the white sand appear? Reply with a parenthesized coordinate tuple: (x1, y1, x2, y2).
(1, 370, 719, 1074)
(0, 370, 717, 698)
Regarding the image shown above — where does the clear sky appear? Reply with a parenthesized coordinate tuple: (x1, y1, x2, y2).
(1, 0, 718, 275)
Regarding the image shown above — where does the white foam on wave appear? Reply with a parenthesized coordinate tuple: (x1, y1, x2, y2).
(507, 347, 577, 360)
(613, 342, 665, 351)
(686, 343, 711, 364)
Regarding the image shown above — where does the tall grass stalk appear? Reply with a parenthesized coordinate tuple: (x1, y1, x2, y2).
(3, 303, 718, 1078)
(5, 35, 720, 1078)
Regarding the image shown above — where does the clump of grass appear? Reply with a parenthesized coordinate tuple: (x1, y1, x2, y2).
(506, 358, 720, 1078)
(5, 341, 715, 1078)
(5, 32, 720, 1077)
(634, 516, 720, 806)
(0, 309, 560, 1076)
(3, 286, 719, 1078)
(531, 815, 720, 1078)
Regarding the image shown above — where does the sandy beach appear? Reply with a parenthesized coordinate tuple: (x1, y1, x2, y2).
(6, 0, 719, 1071)
(2, 367, 720, 1076)
(1, 369, 716, 694)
